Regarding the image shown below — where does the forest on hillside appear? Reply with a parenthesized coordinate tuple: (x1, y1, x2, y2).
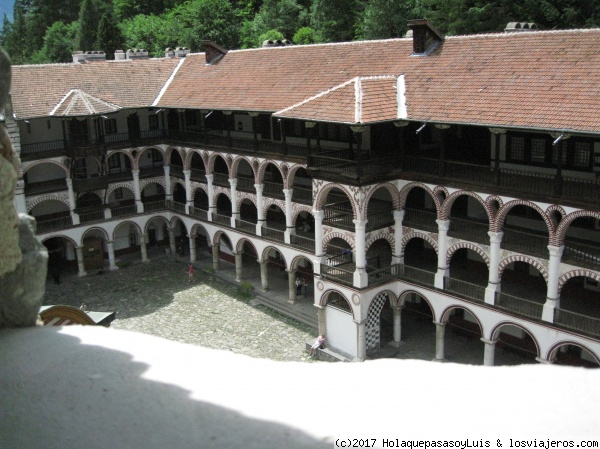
(2, 0, 600, 65)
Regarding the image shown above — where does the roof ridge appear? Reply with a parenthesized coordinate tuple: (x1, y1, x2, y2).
(274, 77, 359, 116)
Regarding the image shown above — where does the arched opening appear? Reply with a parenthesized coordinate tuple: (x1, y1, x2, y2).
(292, 256, 314, 301)
(76, 192, 103, 223)
(72, 156, 101, 180)
(291, 167, 312, 205)
(108, 186, 135, 216)
(562, 216, 600, 271)
(552, 343, 600, 368)
(43, 236, 77, 283)
(24, 162, 67, 196)
(444, 308, 484, 364)
(237, 198, 257, 232)
(366, 238, 392, 283)
(365, 187, 394, 232)
(497, 261, 546, 319)
(557, 275, 600, 338)
(263, 204, 286, 242)
(170, 217, 188, 257)
(190, 188, 209, 219)
(292, 210, 315, 251)
(173, 183, 186, 205)
(214, 233, 234, 265)
(400, 292, 436, 360)
(144, 216, 169, 252)
(492, 324, 538, 365)
(448, 195, 489, 244)
(239, 240, 260, 281)
(139, 148, 164, 177)
(212, 156, 229, 187)
(501, 205, 549, 258)
(169, 150, 184, 179)
(403, 187, 437, 232)
(30, 200, 71, 233)
(189, 152, 206, 183)
(113, 221, 142, 258)
(322, 237, 354, 286)
(214, 193, 232, 225)
(446, 248, 488, 301)
(106, 152, 132, 181)
(235, 159, 255, 193)
(262, 163, 284, 199)
(322, 187, 353, 231)
(402, 237, 437, 286)
(141, 182, 165, 210)
(365, 291, 394, 355)
(82, 229, 108, 272)
(191, 224, 210, 258)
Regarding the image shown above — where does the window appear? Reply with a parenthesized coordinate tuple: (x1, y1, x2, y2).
(149, 115, 159, 130)
(530, 138, 546, 163)
(185, 110, 197, 126)
(573, 142, 591, 168)
(552, 145, 567, 166)
(108, 156, 121, 170)
(115, 188, 123, 199)
(104, 119, 117, 134)
(509, 137, 525, 161)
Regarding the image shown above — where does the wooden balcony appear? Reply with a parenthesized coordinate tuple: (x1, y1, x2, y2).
(25, 178, 67, 195)
(72, 177, 109, 193)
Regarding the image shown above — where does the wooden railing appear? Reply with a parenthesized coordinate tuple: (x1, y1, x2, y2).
(562, 240, 600, 270)
(365, 209, 394, 231)
(190, 168, 206, 182)
(236, 177, 255, 192)
(212, 213, 231, 226)
(25, 178, 67, 195)
(396, 264, 435, 287)
(290, 234, 315, 252)
(402, 208, 438, 232)
(78, 209, 105, 224)
(36, 215, 73, 233)
(212, 172, 229, 187)
(170, 201, 186, 213)
(501, 228, 548, 258)
(189, 206, 208, 220)
(263, 181, 285, 199)
(495, 292, 544, 319)
(235, 219, 256, 233)
(292, 186, 312, 204)
(143, 199, 168, 212)
(111, 203, 136, 217)
(448, 218, 489, 244)
(21, 139, 65, 160)
(262, 226, 285, 242)
(554, 308, 600, 337)
(321, 263, 353, 286)
(138, 166, 164, 178)
(443, 277, 485, 301)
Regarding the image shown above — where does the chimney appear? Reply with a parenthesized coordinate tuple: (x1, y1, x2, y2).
(505, 22, 538, 33)
(200, 41, 228, 65)
(72, 50, 106, 63)
(262, 39, 293, 48)
(165, 47, 190, 58)
(114, 50, 126, 60)
(126, 49, 149, 60)
(407, 19, 444, 56)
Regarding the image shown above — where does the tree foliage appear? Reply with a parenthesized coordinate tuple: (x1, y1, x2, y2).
(2, 0, 600, 64)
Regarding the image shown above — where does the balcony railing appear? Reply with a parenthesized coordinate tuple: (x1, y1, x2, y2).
(189, 206, 208, 221)
(78, 209, 105, 224)
(190, 168, 206, 182)
(323, 201, 354, 231)
(402, 208, 438, 232)
(365, 209, 394, 232)
(501, 228, 548, 258)
(236, 177, 255, 193)
(290, 234, 315, 252)
(169, 165, 184, 178)
(139, 166, 164, 178)
(25, 178, 67, 195)
(105, 169, 133, 183)
(262, 226, 285, 242)
(554, 308, 600, 337)
(143, 199, 168, 212)
(443, 277, 486, 302)
(72, 177, 109, 192)
(495, 292, 544, 319)
(368, 264, 399, 286)
(21, 139, 65, 160)
(212, 213, 231, 226)
(36, 215, 73, 233)
(212, 173, 229, 187)
(397, 264, 435, 287)
(562, 241, 600, 270)
(292, 186, 312, 205)
(170, 201, 186, 213)
(235, 219, 256, 233)
(111, 203, 137, 217)
(263, 181, 285, 199)
(448, 218, 490, 244)
(321, 263, 353, 286)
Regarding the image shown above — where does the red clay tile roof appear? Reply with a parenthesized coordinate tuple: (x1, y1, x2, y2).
(51, 89, 121, 116)
(274, 76, 400, 124)
(11, 29, 600, 133)
(11, 58, 181, 119)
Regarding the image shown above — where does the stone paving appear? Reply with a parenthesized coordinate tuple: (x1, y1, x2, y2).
(43, 255, 318, 362)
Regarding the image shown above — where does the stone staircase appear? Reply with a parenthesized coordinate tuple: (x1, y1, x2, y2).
(253, 292, 318, 329)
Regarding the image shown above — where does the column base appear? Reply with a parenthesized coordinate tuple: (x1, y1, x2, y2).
(431, 357, 446, 363)
(78, 271, 87, 277)
(142, 259, 151, 264)
(389, 341, 404, 348)
(287, 299, 295, 304)
(109, 265, 119, 271)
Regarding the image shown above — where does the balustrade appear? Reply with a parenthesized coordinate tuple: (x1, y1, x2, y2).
(495, 292, 544, 319)
(554, 308, 600, 337)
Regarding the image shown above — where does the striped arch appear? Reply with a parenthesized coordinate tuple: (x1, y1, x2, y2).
(320, 289, 356, 320)
(140, 178, 166, 192)
(365, 232, 395, 253)
(555, 210, 600, 245)
(400, 231, 439, 255)
(439, 305, 484, 333)
(262, 198, 286, 217)
(207, 152, 231, 176)
(493, 199, 554, 235)
(322, 231, 355, 252)
(231, 155, 257, 180)
(237, 193, 257, 211)
(191, 184, 209, 198)
(498, 254, 549, 283)
(184, 148, 206, 170)
(441, 190, 493, 224)
(446, 242, 490, 268)
(165, 146, 185, 164)
(27, 194, 70, 212)
(257, 160, 285, 184)
(363, 182, 401, 216)
(397, 289, 436, 321)
(291, 205, 314, 225)
(313, 183, 358, 220)
(41, 234, 78, 248)
(136, 146, 165, 168)
(558, 269, 600, 293)
(213, 188, 231, 205)
(112, 220, 142, 240)
(81, 226, 110, 244)
(398, 182, 443, 216)
(286, 163, 307, 189)
(489, 321, 540, 358)
(546, 341, 600, 365)
(106, 149, 135, 167)
(23, 159, 70, 177)
(106, 183, 134, 199)
(170, 178, 186, 195)
(366, 290, 393, 352)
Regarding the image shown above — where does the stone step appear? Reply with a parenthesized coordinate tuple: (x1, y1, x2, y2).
(254, 293, 318, 329)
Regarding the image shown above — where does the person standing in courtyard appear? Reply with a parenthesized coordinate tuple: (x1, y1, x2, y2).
(295, 277, 302, 297)
(188, 263, 195, 283)
(302, 278, 308, 297)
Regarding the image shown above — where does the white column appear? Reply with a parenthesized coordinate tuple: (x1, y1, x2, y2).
(356, 320, 367, 361)
(313, 210, 325, 275)
(434, 219, 450, 289)
(287, 269, 297, 304)
(485, 231, 503, 305)
(206, 174, 215, 220)
(255, 183, 264, 236)
(189, 234, 197, 263)
(481, 338, 497, 366)
(212, 242, 220, 271)
(13, 175, 27, 214)
(229, 178, 238, 227)
(234, 251, 243, 282)
(283, 188, 294, 244)
(353, 219, 368, 288)
(168, 227, 177, 254)
(75, 245, 87, 277)
(542, 245, 564, 322)
(317, 306, 327, 336)
(132, 169, 143, 213)
(390, 307, 403, 347)
(103, 207, 112, 219)
(259, 259, 269, 291)
(163, 165, 172, 202)
(392, 210, 404, 264)
(139, 232, 149, 263)
(107, 240, 118, 271)
(183, 169, 192, 214)
(433, 322, 446, 362)
(65, 177, 80, 225)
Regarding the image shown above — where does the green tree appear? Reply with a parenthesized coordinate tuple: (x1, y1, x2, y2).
(293, 26, 318, 44)
(31, 21, 77, 63)
(357, 0, 421, 40)
(113, 0, 185, 21)
(120, 14, 168, 56)
(310, 0, 364, 42)
(77, 0, 100, 51)
(97, 7, 125, 59)
(240, 0, 305, 47)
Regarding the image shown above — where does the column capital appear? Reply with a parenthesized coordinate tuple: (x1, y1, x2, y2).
(183, 169, 191, 176)
(353, 219, 367, 230)
(488, 231, 504, 243)
(547, 245, 565, 257)
(229, 178, 238, 187)
(433, 321, 446, 328)
(393, 210, 405, 221)
(254, 183, 264, 193)
(312, 209, 325, 220)
(282, 188, 293, 198)
(480, 337, 498, 345)
(436, 219, 450, 231)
